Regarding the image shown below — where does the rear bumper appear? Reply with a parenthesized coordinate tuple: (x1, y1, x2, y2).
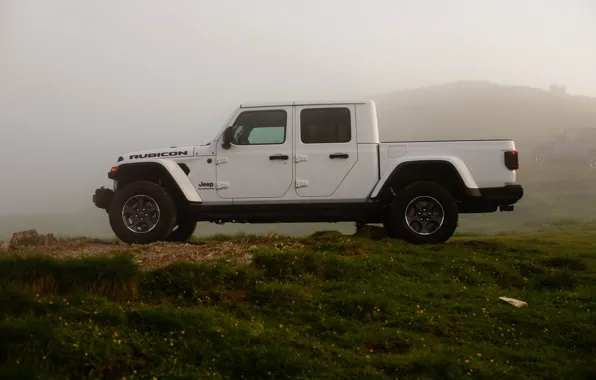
(93, 187, 114, 211)
(460, 184, 523, 213)
(478, 184, 524, 205)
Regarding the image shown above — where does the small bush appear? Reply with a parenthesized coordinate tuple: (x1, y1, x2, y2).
(542, 256, 588, 271)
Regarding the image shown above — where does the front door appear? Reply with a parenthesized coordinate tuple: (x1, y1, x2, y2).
(294, 105, 358, 197)
(215, 106, 293, 199)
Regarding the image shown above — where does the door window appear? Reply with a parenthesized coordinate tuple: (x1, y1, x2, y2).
(232, 110, 287, 145)
(300, 107, 351, 144)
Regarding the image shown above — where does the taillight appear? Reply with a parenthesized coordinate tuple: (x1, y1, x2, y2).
(504, 151, 519, 170)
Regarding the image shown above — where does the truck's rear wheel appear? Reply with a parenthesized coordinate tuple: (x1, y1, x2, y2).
(108, 181, 177, 244)
(388, 181, 458, 244)
(166, 218, 197, 242)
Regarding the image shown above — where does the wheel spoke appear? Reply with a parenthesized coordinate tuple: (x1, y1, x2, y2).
(130, 219, 143, 231)
(408, 215, 421, 222)
(418, 220, 430, 234)
(426, 203, 439, 213)
(122, 204, 135, 215)
(428, 214, 443, 222)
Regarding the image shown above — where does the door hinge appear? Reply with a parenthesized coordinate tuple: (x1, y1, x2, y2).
(216, 157, 228, 165)
(216, 182, 229, 189)
(295, 155, 308, 163)
(295, 179, 308, 188)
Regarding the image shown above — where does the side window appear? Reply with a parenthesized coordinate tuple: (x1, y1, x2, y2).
(231, 110, 287, 145)
(300, 107, 351, 144)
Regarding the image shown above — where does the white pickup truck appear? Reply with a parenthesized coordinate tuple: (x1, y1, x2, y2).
(93, 100, 523, 244)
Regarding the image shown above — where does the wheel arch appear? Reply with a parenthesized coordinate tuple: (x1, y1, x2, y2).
(109, 159, 201, 204)
(371, 158, 478, 202)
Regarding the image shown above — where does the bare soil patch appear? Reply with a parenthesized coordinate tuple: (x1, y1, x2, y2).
(2, 230, 306, 271)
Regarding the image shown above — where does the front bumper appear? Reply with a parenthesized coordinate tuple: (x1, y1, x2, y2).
(93, 187, 115, 211)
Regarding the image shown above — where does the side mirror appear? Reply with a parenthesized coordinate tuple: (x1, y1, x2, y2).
(222, 126, 235, 150)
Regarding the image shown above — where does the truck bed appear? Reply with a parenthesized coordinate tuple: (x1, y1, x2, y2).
(378, 139, 517, 189)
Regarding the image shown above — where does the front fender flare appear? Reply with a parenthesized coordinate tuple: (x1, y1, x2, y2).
(109, 159, 202, 203)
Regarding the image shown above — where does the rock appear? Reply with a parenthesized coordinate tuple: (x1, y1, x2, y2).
(42, 234, 58, 246)
(0, 242, 9, 253)
(9, 229, 59, 247)
(10, 229, 41, 247)
(499, 296, 528, 308)
(352, 225, 387, 240)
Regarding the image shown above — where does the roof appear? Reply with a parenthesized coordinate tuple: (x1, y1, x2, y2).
(240, 100, 371, 108)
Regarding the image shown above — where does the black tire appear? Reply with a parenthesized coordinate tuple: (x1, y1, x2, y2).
(383, 212, 400, 238)
(108, 181, 177, 244)
(166, 219, 197, 242)
(387, 181, 458, 244)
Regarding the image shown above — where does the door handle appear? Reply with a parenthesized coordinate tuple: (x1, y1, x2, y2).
(269, 154, 289, 160)
(329, 153, 349, 159)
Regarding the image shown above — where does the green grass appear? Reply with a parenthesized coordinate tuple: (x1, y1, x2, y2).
(0, 228, 595, 379)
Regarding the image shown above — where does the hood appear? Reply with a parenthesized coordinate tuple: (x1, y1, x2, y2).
(118, 145, 212, 163)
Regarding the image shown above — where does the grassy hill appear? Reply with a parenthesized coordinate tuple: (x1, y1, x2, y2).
(0, 227, 594, 379)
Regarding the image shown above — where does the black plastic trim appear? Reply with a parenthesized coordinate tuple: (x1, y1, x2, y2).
(93, 187, 114, 210)
(106, 162, 190, 202)
(478, 184, 524, 203)
(188, 202, 385, 224)
(373, 160, 469, 199)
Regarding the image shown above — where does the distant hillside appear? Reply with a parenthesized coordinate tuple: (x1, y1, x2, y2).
(372, 81, 596, 146)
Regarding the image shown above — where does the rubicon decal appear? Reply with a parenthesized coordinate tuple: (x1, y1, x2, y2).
(129, 151, 188, 160)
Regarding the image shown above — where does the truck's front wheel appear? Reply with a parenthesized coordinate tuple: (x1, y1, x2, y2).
(166, 218, 197, 242)
(108, 181, 177, 244)
(388, 181, 458, 244)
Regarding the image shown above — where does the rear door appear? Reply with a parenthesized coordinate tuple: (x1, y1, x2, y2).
(294, 105, 358, 197)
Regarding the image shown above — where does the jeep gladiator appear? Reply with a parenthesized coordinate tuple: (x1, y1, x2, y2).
(93, 100, 523, 244)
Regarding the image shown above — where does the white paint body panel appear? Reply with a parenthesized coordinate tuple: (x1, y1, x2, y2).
(294, 104, 358, 197)
(373, 140, 517, 197)
(215, 106, 294, 199)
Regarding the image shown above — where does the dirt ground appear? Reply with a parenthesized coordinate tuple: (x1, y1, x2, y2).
(1, 233, 306, 271)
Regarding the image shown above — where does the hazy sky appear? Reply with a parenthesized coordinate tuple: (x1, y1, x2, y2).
(1, 0, 595, 214)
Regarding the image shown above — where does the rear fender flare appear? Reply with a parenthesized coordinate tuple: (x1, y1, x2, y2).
(370, 156, 478, 198)
(109, 159, 202, 203)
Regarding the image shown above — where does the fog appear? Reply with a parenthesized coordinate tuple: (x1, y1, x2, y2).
(1, 0, 596, 223)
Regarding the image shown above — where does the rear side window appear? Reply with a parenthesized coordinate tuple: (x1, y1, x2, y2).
(300, 107, 351, 144)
